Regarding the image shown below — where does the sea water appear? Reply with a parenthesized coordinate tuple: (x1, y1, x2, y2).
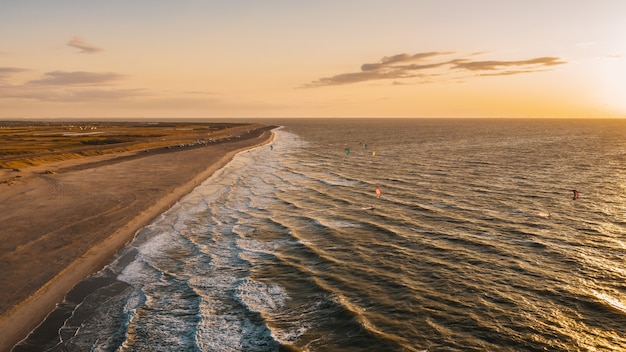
(16, 118, 626, 351)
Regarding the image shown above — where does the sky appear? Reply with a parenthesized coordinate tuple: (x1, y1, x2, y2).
(1, 0, 625, 119)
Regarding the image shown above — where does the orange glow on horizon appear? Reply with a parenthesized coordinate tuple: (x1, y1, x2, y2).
(0, 2, 624, 119)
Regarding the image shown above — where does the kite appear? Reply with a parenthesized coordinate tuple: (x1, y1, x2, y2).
(572, 190, 579, 200)
(375, 187, 381, 198)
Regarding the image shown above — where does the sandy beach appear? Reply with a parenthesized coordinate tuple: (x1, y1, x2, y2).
(0, 123, 275, 352)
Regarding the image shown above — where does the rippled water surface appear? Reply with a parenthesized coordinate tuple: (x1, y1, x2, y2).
(18, 118, 626, 351)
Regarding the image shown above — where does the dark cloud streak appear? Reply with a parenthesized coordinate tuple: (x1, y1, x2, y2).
(0, 67, 28, 79)
(0, 69, 139, 102)
(27, 71, 125, 86)
(304, 52, 454, 88)
(304, 52, 566, 88)
(476, 69, 549, 77)
(450, 57, 565, 71)
(0, 85, 149, 102)
(67, 37, 103, 54)
(0, 67, 27, 74)
(360, 52, 452, 71)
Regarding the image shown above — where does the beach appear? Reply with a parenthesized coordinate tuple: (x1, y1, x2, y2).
(3, 119, 625, 351)
(0, 123, 275, 352)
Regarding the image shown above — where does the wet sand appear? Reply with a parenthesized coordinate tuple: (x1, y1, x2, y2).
(0, 123, 276, 352)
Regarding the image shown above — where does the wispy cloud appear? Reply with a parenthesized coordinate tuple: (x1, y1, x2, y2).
(0, 67, 26, 73)
(449, 57, 565, 71)
(359, 52, 453, 71)
(304, 52, 453, 87)
(576, 42, 596, 48)
(27, 71, 125, 86)
(304, 52, 566, 88)
(0, 67, 28, 86)
(62, 88, 149, 101)
(0, 67, 27, 78)
(67, 36, 103, 54)
(0, 68, 144, 102)
(0, 86, 149, 102)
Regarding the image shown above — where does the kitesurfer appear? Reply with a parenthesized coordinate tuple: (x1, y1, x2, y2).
(572, 190, 579, 200)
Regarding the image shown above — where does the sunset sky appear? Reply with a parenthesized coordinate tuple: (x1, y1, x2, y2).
(1, 0, 625, 118)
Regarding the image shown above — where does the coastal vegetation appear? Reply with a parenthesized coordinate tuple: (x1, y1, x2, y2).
(0, 121, 247, 170)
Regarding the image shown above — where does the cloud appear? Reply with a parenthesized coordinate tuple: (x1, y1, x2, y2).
(476, 69, 550, 77)
(304, 52, 453, 87)
(304, 52, 566, 88)
(0, 85, 149, 102)
(0, 67, 28, 78)
(61, 88, 150, 101)
(360, 52, 452, 71)
(0, 67, 26, 73)
(576, 42, 596, 48)
(67, 36, 103, 54)
(449, 57, 565, 71)
(0, 68, 144, 102)
(0, 67, 28, 86)
(182, 90, 217, 95)
(27, 71, 125, 86)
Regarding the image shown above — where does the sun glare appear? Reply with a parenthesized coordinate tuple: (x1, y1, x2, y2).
(592, 57, 626, 116)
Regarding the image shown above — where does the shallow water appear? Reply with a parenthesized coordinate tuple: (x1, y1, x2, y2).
(16, 118, 626, 351)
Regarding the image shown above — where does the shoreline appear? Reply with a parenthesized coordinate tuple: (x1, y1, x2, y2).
(0, 124, 276, 352)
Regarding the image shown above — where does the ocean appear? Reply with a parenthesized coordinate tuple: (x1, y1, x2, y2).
(15, 118, 626, 351)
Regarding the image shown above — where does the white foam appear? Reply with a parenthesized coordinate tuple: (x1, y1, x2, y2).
(237, 238, 281, 254)
(118, 259, 161, 285)
(233, 224, 255, 236)
(190, 275, 236, 292)
(234, 279, 310, 346)
(135, 231, 173, 257)
(195, 310, 279, 351)
(592, 290, 626, 315)
(236, 279, 288, 312)
(317, 218, 361, 228)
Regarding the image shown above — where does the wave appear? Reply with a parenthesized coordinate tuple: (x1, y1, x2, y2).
(20, 119, 626, 351)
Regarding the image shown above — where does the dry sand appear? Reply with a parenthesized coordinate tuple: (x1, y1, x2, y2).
(0, 123, 275, 352)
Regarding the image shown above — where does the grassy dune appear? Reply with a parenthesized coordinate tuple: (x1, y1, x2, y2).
(0, 120, 248, 170)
